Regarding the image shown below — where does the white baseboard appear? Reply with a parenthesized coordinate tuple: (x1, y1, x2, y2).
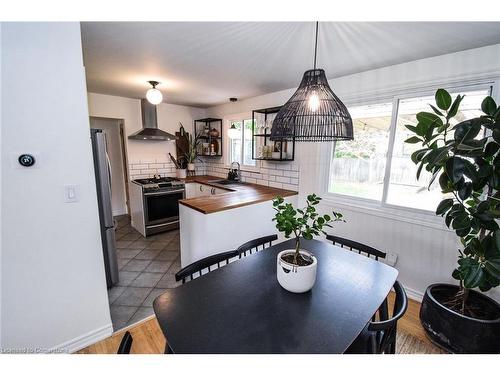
(112, 208, 128, 216)
(404, 285, 424, 303)
(50, 323, 113, 354)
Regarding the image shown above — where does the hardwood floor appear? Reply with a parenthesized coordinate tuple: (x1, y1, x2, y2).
(78, 317, 166, 354)
(78, 293, 444, 354)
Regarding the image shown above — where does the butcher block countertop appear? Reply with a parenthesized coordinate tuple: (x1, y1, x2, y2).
(179, 175, 298, 214)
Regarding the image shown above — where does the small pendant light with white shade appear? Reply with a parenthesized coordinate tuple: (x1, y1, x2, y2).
(146, 80, 163, 105)
(270, 22, 354, 142)
(228, 123, 240, 139)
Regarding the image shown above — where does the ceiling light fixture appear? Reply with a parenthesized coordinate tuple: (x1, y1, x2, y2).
(146, 80, 163, 105)
(270, 22, 353, 142)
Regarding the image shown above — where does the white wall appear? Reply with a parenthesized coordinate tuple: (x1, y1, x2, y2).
(0, 22, 3, 348)
(206, 43, 500, 302)
(87, 93, 206, 173)
(1, 23, 112, 352)
(90, 118, 128, 216)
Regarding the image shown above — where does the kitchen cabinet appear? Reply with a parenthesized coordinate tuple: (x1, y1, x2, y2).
(185, 183, 228, 198)
(185, 183, 197, 199)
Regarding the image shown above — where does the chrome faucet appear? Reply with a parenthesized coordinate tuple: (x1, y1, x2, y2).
(229, 161, 241, 182)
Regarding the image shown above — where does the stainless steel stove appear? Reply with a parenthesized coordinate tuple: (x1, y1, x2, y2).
(130, 177, 185, 236)
(134, 177, 185, 193)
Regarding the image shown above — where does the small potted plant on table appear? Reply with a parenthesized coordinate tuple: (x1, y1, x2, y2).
(405, 88, 500, 353)
(273, 194, 344, 293)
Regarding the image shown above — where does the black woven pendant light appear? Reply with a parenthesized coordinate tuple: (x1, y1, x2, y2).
(270, 22, 353, 142)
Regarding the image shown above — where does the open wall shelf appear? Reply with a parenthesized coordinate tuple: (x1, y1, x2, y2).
(251, 106, 295, 161)
(194, 118, 223, 157)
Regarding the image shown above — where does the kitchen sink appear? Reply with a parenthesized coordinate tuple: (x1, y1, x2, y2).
(209, 179, 244, 185)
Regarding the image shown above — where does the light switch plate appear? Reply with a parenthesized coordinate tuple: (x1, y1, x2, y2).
(64, 185, 79, 203)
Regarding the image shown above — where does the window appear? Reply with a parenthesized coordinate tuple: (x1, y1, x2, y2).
(328, 85, 492, 212)
(228, 119, 256, 167)
(386, 90, 488, 210)
(329, 102, 393, 201)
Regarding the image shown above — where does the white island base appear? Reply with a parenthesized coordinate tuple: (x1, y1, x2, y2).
(179, 195, 298, 267)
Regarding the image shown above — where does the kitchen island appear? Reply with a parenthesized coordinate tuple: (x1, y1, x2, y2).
(178, 175, 298, 267)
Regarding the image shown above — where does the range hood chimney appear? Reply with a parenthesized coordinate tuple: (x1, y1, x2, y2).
(128, 99, 176, 141)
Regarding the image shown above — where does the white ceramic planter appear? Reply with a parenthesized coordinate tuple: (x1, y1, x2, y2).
(187, 163, 195, 171)
(176, 169, 187, 179)
(277, 249, 317, 293)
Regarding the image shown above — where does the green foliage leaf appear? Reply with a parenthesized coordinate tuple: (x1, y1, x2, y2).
(453, 119, 481, 142)
(429, 104, 445, 117)
(485, 142, 500, 158)
(445, 157, 465, 184)
(416, 111, 443, 128)
(405, 136, 422, 144)
(447, 94, 464, 119)
(435, 88, 452, 110)
(436, 198, 454, 216)
(481, 96, 497, 116)
(405, 125, 418, 133)
(411, 149, 427, 164)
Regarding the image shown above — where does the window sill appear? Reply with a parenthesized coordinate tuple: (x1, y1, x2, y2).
(322, 193, 451, 232)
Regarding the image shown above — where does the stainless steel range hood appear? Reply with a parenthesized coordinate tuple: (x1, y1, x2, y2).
(128, 99, 176, 141)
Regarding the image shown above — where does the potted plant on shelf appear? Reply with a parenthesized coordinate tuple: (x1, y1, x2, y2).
(272, 194, 344, 293)
(184, 133, 203, 172)
(405, 88, 500, 353)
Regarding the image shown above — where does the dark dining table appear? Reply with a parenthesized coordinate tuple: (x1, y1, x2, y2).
(153, 238, 398, 353)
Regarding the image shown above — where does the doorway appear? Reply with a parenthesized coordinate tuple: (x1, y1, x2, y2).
(90, 117, 130, 216)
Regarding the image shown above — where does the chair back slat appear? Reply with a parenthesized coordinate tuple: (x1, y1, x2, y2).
(368, 281, 408, 353)
(117, 331, 133, 354)
(175, 250, 239, 283)
(236, 234, 278, 258)
(326, 234, 386, 260)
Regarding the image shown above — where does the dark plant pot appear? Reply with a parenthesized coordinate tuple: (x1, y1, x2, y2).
(420, 283, 500, 353)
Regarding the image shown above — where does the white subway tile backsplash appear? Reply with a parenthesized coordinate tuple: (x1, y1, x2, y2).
(275, 176, 291, 184)
(269, 169, 283, 176)
(192, 157, 300, 190)
(132, 164, 148, 169)
(283, 170, 299, 178)
(282, 183, 299, 191)
(276, 163, 292, 171)
(255, 180, 269, 186)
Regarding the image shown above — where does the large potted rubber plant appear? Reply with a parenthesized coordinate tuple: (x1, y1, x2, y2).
(406, 88, 500, 353)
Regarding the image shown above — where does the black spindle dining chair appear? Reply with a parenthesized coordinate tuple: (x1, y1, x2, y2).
(175, 250, 239, 284)
(326, 234, 386, 261)
(345, 281, 407, 354)
(117, 331, 133, 354)
(236, 234, 278, 258)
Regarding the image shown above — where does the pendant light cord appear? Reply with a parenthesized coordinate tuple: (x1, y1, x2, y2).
(313, 21, 319, 70)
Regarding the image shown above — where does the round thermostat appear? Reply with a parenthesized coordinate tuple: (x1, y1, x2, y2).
(18, 154, 36, 167)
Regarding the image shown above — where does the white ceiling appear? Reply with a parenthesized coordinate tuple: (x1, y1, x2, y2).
(80, 22, 500, 108)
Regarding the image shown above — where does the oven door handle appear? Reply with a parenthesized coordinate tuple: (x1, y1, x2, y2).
(143, 189, 185, 197)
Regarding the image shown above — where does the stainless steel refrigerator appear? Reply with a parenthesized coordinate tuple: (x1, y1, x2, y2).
(91, 128, 119, 287)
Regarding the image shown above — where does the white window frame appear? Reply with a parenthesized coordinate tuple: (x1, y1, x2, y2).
(225, 116, 259, 172)
(324, 78, 500, 226)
